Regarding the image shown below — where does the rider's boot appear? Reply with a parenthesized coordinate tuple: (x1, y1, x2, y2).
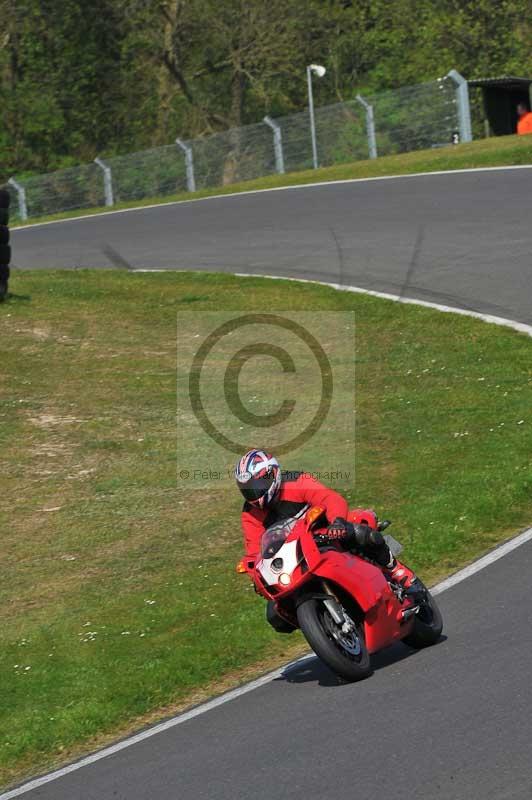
(383, 557, 417, 590)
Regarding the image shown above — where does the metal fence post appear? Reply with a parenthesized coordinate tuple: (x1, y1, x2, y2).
(263, 116, 285, 174)
(446, 70, 472, 143)
(7, 177, 28, 221)
(356, 94, 378, 159)
(176, 139, 196, 192)
(307, 66, 319, 169)
(94, 157, 114, 206)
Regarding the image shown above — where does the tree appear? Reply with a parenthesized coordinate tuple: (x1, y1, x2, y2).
(1, 0, 531, 178)
(0, 0, 128, 175)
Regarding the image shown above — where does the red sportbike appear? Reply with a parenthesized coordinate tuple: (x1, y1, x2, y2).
(239, 505, 443, 682)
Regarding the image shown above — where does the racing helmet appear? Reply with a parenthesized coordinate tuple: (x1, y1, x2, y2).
(235, 449, 281, 509)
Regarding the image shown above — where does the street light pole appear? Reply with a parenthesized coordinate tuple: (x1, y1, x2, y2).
(306, 64, 326, 169)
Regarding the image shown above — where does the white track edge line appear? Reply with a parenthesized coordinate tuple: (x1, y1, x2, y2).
(432, 527, 532, 595)
(232, 273, 532, 338)
(2, 272, 532, 798)
(135, 269, 532, 338)
(12, 163, 532, 231)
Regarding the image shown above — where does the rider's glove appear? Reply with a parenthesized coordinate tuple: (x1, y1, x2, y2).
(351, 523, 373, 543)
(326, 517, 351, 539)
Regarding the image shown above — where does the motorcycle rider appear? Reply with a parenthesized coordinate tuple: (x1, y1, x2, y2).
(235, 449, 416, 588)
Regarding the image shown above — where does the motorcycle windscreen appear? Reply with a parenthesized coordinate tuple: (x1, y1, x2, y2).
(261, 517, 299, 558)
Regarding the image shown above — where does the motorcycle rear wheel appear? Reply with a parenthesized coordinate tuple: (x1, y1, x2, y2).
(402, 585, 443, 648)
(297, 597, 372, 682)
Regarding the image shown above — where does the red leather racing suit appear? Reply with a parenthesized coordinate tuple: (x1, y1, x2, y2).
(241, 471, 350, 559)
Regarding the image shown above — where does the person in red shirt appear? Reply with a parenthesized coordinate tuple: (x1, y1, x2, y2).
(516, 102, 532, 135)
(235, 449, 415, 585)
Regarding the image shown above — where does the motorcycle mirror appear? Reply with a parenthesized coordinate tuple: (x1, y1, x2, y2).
(378, 520, 392, 532)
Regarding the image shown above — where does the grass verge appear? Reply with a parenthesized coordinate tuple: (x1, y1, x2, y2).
(1, 270, 531, 788)
(11, 134, 532, 228)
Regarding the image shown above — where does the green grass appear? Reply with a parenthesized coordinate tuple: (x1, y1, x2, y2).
(1, 270, 531, 788)
(11, 134, 532, 228)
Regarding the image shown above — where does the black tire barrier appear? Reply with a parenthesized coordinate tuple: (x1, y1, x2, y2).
(0, 262, 8, 300)
(0, 244, 11, 265)
(0, 188, 10, 209)
(0, 186, 11, 299)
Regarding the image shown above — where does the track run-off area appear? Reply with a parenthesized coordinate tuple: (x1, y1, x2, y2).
(5, 165, 532, 800)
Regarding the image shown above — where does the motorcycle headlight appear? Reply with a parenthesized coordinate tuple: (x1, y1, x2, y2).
(278, 573, 291, 586)
(271, 557, 283, 573)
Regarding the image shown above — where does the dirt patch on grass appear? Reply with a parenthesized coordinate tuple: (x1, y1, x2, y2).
(29, 414, 88, 428)
(13, 323, 53, 340)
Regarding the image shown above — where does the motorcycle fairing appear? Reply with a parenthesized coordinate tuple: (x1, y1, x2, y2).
(303, 547, 414, 653)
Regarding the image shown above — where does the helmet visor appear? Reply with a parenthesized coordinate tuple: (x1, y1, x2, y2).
(238, 474, 274, 504)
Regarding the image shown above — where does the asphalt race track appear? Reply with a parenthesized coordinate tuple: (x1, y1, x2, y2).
(5, 167, 532, 799)
(11, 167, 532, 325)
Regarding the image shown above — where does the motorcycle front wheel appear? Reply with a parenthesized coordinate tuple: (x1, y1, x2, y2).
(297, 597, 372, 682)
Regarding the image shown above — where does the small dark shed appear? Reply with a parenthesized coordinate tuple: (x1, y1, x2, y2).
(468, 76, 532, 136)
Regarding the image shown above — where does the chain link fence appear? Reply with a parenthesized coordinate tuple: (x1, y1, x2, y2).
(7, 73, 469, 222)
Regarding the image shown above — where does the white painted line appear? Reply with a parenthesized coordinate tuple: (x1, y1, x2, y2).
(12, 163, 532, 231)
(232, 272, 532, 338)
(432, 527, 532, 596)
(135, 268, 532, 338)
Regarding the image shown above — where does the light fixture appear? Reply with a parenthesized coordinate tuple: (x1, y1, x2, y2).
(306, 64, 327, 169)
